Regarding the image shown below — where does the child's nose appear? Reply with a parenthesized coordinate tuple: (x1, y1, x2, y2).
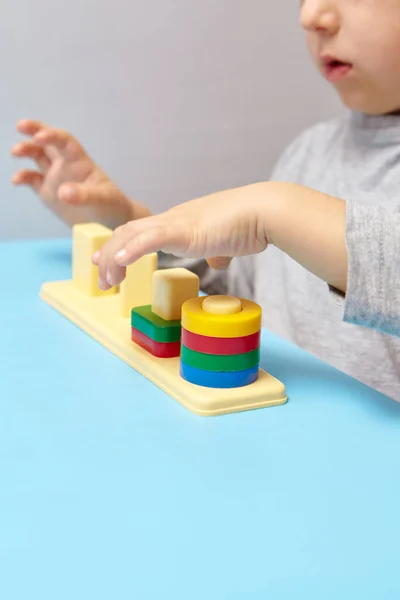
(300, 0, 340, 35)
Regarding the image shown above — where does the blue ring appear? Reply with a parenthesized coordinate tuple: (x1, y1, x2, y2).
(180, 361, 259, 389)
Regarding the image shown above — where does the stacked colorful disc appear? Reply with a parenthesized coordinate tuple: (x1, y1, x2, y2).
(180, 295, 262, 388)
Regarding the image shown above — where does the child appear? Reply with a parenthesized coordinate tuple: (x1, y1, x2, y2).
(11, 0, 400, 400)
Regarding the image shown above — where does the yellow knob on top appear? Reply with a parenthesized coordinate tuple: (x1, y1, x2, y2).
(181, 295, 262, 338)
(202, 295, 242, 315)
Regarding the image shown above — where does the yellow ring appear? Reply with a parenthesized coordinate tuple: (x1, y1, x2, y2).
(181, 296, 262, 338)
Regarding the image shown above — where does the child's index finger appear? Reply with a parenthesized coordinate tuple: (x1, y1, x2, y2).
(16, 119, 47, 136)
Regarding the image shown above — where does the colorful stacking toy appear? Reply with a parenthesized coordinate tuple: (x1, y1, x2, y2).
(41, 225, 287, 417)
(131, 268, 199, 358)
(129, 265, 262, 388)
(180, 295, 262, 388)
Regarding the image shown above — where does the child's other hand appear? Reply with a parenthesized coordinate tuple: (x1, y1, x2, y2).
(92, 184, 270, 290)
(11, 119, 151, 229)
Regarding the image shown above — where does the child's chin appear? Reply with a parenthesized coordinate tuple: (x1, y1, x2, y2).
(338, 89, 398, 116)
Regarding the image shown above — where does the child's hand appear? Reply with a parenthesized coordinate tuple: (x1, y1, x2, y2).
(93, 180, 348, 294)
(92, 184, 270, 290)
(11, 119, 151, 229)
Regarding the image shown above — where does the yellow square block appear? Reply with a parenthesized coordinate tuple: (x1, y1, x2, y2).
(152, 268, 199, 321)
(72, 223, 117, 297)
(119, 253, 158, 318)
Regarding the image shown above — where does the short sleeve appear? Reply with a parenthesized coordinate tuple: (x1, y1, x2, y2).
(342, 201, 400, 338)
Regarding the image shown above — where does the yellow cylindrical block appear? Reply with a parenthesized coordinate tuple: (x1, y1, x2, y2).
(202, 295, 242, 315)
(181, 296, 261, 338)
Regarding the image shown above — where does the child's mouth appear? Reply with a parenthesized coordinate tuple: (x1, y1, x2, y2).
(321, 56, 352, 83)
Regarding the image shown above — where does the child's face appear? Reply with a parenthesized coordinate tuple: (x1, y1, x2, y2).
(300, 0, 400, 115)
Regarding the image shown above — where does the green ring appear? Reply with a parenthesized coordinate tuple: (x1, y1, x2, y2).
(180, 345, 260, 372)
(131, 306, 181, 343)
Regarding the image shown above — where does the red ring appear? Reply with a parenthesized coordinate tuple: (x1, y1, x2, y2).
(181, 328, 260, 355)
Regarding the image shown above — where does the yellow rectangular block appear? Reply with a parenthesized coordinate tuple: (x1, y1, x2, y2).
(72, 223, 117, 297)
(152, 268, 199, 321)
(119, 253, 158, 318)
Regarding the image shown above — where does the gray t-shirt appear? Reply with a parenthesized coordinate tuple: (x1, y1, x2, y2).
(161, 111, 400, 401)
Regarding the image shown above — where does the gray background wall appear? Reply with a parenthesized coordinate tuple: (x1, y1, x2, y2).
(1, 0, 342, 241)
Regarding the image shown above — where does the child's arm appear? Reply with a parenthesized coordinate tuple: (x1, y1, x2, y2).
(270, 186, 400, 338)
(258, 182, 348, 293)
(11, 119, 151, 229)
(93, 181, 347, 290)
(93, 181, 400, 338)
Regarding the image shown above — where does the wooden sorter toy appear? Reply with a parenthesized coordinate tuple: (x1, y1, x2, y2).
(40, 223, 287, 416)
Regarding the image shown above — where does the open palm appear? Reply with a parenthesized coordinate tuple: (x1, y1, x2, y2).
(11, 120, 140, 229)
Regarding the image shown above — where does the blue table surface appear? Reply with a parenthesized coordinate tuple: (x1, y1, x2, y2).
(1, 238, 400, 600)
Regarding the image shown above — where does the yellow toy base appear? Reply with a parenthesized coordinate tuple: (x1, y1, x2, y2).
(40, 280, 288, 416)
